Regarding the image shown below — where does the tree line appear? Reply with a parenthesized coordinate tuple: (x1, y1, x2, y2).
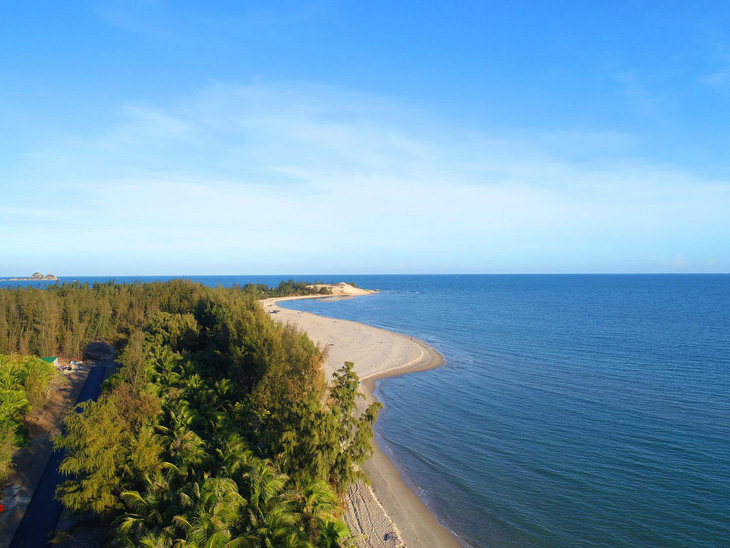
(241, 280, 332, 299)
(0, 279, 330, 359)
(0, 280, 378, 546)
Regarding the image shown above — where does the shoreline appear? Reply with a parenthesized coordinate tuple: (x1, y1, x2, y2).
(262, 295, 462, 547)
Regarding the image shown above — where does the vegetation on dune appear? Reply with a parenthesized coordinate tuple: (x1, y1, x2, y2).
(0, 280, 379, 545)
(242, 279, 332, 298)
(0, 354, 59, 484)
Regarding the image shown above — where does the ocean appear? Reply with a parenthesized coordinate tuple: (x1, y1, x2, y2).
(281, 275, 730, 547)
(3, 274, 729, 546)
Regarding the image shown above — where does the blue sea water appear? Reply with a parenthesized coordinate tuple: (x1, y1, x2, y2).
(3, 274, 728, 546)
(281, 275, 730, 547)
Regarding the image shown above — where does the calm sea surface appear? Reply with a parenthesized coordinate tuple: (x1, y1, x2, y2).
(3, 274, 729, 546)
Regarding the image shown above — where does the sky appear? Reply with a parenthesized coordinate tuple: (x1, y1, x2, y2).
(1, 1, 729, 275)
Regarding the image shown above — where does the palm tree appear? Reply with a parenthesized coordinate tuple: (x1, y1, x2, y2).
(115, 460, 200, 545)
(186, 477, 245, 547)
(117, 476, 180, 545)
(136, 532, 174, 548)
(217, 435, 255, 480)
(159, 408, 209, 477)
(316, 521, 355, 548)
(296, 481, 341, 541)
(0, 389, 30, 423)
(239, 460, 301, 546)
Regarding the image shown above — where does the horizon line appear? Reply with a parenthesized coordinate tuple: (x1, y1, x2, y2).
(2, 272, 729, 279)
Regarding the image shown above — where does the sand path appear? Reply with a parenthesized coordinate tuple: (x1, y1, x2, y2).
(262, 296, 462, 548)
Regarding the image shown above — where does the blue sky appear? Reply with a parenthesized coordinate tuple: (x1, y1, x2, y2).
(2, 1, 729, 275)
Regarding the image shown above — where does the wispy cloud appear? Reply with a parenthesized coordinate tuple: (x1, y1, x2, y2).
(93, 1, 335, 45)
(94, 0, 176, 41)
(5, 82, 730, 274)
(615, 70, 674, 117)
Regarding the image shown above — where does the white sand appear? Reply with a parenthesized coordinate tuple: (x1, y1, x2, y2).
(262, 287, 462, 548)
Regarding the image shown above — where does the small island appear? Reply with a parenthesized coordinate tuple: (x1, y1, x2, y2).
(1, 272, 59, 282)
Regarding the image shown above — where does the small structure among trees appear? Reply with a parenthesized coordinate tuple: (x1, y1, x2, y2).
(41, 356, 59, 368)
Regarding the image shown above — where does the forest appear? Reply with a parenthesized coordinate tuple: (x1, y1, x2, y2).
(0, 280, 329, 359)
(0, 280, 378, 546)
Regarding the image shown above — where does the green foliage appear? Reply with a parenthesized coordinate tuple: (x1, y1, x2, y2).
(0, 280, 378, 546)
(55, 384, 163, 515)
(275, 363, 381, 492)
(242, 279, 331, 299)
(328, 363, 382, 491)
(147, 311, 200, 353)
(23, 356, 59, 408)
(0, 354, 58, 483)
(0, 279, 207, 357)
(0, 279, 330, 358)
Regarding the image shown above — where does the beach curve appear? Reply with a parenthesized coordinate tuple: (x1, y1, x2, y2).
(261, 294, 462, 548)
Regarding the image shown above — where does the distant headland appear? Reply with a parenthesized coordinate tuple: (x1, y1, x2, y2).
(1, 272, 58, 282)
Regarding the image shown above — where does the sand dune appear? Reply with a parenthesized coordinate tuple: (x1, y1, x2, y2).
(307, 282, 376, 297)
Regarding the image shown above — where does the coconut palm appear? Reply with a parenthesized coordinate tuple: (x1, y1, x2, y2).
(294, 480, 342, 543)
(316, 520, 355, 548)
(0, 389, 30, 423)
(186, 477, 245, 547)
(117, 477, 180, 545)
(239, 460, 302, 546)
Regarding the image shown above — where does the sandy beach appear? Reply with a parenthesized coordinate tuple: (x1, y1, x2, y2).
(262, 287, 462, 547)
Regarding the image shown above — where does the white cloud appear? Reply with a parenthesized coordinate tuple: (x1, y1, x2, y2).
(4, 82, 730, 274)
